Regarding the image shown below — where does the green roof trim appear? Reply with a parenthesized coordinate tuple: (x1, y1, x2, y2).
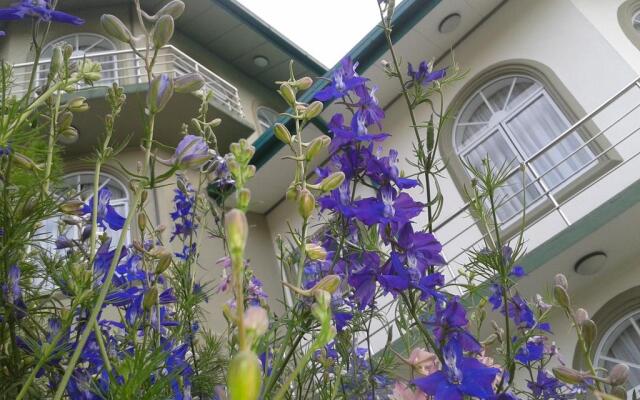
(250, 0, 443, 169)
(212, 0, 328, 76)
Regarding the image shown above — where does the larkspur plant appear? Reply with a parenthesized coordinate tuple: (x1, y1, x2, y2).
(0, 0, 633, 399)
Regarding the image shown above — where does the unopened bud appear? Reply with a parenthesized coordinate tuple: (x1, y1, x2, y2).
(279, 83, 296, 106)
(49, 46, 63, 78)
(13, 152, 42, 171)
(58, 111, 73, 130)
(298, 189, 315, 219)
(286, 184, 298, 201)
(244, 306, 268, 337)
(553, 285, 570, 309)
(293, 77, 313, 90)
(59, 199, 85, 215)
(153, 0, 185, 20)
(553, 366, 585, 385)
(101, 14, 132, 43)
(143, 286, 158, 310)
(274, 123, 291, 144)
(147, 74, 174, 113)
(225, 209, 248, 255)
(141, 190, 148, 204)
(227, 351, 262, 400)
(319, 172, 345, 192)
(237, 188, 251, 210)
(174, 72, 205, 93)
(304, 101, 323, 120)
(305, 243, 327, 261)
(575, 308, 589, 325)
(152, 15, 174, 48)
(133, 240, 145, 253)
(68, 97, 89, 113)
(61, 215, 83, 225)
(137, 212, 146, 232)
(306, 135, 330, 161)
(313, 275, 341, 294)
(554, 273, 568, 290)
(155, 253, 172, 274)
(581, 319, 597, 349)
(608, 364, 630, 387)
(58, 127, 79, 145)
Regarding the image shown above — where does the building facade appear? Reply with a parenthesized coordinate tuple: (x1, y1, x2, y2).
(3, 0, 640, 394)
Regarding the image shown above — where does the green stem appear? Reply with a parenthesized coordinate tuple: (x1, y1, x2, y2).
(273, 338, 323, 400)
(400, 292, 444, 364)
(42, 91, 61, 194)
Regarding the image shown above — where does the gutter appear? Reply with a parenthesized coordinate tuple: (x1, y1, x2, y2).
(249, 0, 443, 169)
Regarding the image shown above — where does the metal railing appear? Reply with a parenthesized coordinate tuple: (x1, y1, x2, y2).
(362, 76, 640, 349)
(11, 45, 245, 119)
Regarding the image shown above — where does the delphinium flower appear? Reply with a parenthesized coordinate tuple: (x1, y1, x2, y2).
(170, 178, 197, 242)
(82, 188, 126, 231)
(0, 0, 84, 25)
(2, 264, 26, 319)
(407, 61, 447, 87)
(169, 134, 211, 170)
(315, 57, 367, 101)
(412, 338, 500, 400)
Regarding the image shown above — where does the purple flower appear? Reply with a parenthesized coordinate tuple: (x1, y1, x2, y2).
(82, 188, 126, 231)
(315, 57, 367, 101)
(413, 339, 499, 400)
(0, 0, 84, 25)
(170, 181, 197, 241)
(2, 265, 26, 318)
(397, 223, 445, 272)
(353, 85, 385, 128)
(407, 61, 446, 86)
(515, 338, 545, 364)
(347, 252, 380, 309)
(173, 135, 211, 170)
(326, 113, 388, 151)
(353, 186, 423, 227)
(366, 149, 419, 189)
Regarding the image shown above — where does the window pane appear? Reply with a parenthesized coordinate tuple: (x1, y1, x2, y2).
(600, 317, 640, 389)
(456, 93, 492, 148)
(505, 77, 540, 111)
(506, 96, 594, 191)
(464, 131, 518, 170)
(482, 77, 514, 112)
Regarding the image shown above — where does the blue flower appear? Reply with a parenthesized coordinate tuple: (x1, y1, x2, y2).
(315, 57, 367, 101)
(397, 223, 445, 272)
(515, 338, 545, 364)
(0, 0, 84, 25)
(326, 113, 388, 151)
(170, 182, 197, 242)
(353, 186, 423, 227)
(173, 135, 211, 170)
(82, 188, 126, 231)
(413, 339, 499, 400)
(2, 264, 26, 318)
(407, 61, 446, 86)
(347, 252, 380, 309)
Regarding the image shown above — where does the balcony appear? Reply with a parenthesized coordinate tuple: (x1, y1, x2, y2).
(11, 45, 254, 154)
(363, 75, 640, 351)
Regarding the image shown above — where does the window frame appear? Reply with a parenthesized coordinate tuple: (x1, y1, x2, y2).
(452, 74, 600, 225)
(256, 106, 279, 134)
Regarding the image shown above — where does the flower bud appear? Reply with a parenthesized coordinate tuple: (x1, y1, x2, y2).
(137, 212, 146, 232)
(306, 135, 330, 161)
(581, 319, 597, 349)
(319, 172, 345, 192)
(298, 189, 315, 219)
(78, 60, 102, 83)
(59, 199, 85, 215)
(101, 14, 132, 43)
(293, 77, 313, 90)
(13, 152, 42, 171)
(173, 135, 210, 169)
(225, 209, 248, 255)
(237, 188, 251, 210)
(314, 289, 332, 312)
(174, 72, 205, 93)
(304, 101, 323, 120)
(553, 285, 570, 309)
(147, 74, 174, 113)
(244, 306, 268, 337)
(227, 351, 262, 400)
(143, 286, 158, 310)
(313, 274, 341, 294)
(305, 243, 327, 261)
(575, 308, 589, 325)
(154, 0, 185, 20)
(286, 184, 298, 201)
(608, 363, 630, 387)
(554, 273, 568, 290)
(152, 15, 174, 48)
(49, 46, 63, 79)
(155, 253, 172, 275)
(274, 123, 291, 144)
(609, 387, 628, 399)
(68, 97, 89, 113)
(553, 366, 585, 385)
(279, 83, 296, 106)
(58, 111, 73, 131)
(61, 215, 82, 225)
(58, 127, 79, 145)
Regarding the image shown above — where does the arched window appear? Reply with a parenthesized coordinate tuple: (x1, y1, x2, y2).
(256, 106, 279, 133)
(453, 75, 595, 222)
(40, 33, 118, 86)
(41, 172, 130, 251)
(633, 9, 640, 31)
(595, 310, 640, 395)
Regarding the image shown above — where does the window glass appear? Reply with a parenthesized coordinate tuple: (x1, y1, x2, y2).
(596, 311, 640, 395)
(256, 107, 279, 133)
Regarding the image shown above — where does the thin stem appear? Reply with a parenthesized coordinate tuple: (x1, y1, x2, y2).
(400, 292, 444, 364)
(42, 91, 61, 194)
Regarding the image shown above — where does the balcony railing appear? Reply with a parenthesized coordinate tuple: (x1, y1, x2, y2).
(363, 75, 640, 350)
(11, 45, 245, 119)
